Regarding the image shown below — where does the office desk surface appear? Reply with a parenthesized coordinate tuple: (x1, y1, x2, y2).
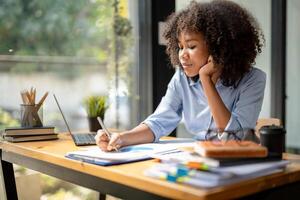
(1, 134, 300, 200)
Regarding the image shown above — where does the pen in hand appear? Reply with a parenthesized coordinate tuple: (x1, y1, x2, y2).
(97, 117, 119, 152)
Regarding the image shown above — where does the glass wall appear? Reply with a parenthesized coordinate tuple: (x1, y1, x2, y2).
(0, 0, 137, 199)
(0, 0, 136, 132)
(286, 0, 300, 149)
(176, 0, 271, 137)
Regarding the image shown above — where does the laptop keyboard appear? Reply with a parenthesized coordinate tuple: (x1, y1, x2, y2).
(73, 133, 97, 145)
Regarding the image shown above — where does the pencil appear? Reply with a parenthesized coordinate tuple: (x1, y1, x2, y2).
(36, 92, 48, 110)
(97, 116, 119, 151)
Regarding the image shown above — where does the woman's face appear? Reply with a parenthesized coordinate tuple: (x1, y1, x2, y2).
(178, 31, 209, 77)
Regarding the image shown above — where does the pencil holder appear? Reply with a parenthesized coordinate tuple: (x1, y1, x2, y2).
(20, 104, 43, 127)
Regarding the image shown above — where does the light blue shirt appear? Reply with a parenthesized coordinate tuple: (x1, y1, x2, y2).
(143, 67, 266, 142)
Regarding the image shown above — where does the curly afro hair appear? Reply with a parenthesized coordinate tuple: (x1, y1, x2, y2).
(163, 0, 264, 87)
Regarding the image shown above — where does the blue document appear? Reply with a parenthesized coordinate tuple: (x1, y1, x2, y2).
(65, 153, 151, 166)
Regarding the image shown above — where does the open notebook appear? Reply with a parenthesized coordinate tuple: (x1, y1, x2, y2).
(65, 138, 195, 166)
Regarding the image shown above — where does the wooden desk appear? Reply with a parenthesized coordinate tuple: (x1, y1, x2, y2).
(1, 134, 300, 200)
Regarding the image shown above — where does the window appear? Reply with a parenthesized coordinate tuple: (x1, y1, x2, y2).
(0, 0, 138, 198)
(0, 0, 136, 131)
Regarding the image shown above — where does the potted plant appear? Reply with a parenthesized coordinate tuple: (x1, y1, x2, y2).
(83, 95, 108, 132)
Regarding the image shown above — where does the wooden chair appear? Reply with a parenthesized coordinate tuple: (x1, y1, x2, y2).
(255, 118, 281, 137)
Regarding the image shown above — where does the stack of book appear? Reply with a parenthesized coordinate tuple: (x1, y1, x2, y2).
(1, 126, 58, 142)
(144, 158, 289, 188)
(144, 140, 288, 188)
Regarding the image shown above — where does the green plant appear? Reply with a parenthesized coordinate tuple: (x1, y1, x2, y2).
(83, 96, 108, 118)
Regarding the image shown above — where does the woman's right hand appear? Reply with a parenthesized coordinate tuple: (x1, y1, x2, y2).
(94, 130, 122, 152)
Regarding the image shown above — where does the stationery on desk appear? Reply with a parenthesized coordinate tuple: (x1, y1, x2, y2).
(65, 138, 273, 167)
(65, 138, 195, 166)
(65, 136, 290, 188)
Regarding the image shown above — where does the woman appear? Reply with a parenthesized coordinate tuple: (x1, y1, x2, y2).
(95, 0, 266, 151)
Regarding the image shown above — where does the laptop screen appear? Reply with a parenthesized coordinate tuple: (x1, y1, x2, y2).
(53, 94, 73, 135)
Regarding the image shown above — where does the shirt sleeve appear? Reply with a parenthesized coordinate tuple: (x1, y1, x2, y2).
(225, 69, 266, 131)
(142, 70, 183, 142)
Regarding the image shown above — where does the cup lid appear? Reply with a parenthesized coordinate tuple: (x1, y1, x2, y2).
(259, 125, 286, 135)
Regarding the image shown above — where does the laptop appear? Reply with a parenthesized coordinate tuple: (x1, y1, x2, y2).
(53, 94, 96, 146)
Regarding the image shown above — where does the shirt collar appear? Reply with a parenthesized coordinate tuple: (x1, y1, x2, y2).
(188, 76, 199, 86)
(215, 79, 223, 88)
(187, 75, 223, 88)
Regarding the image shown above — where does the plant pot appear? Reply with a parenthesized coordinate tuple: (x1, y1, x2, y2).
(88, 117, 102, 132)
